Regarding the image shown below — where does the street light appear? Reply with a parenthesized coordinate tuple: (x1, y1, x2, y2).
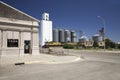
(97, 16, 106, 51)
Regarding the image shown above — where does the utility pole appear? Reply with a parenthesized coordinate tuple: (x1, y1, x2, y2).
(98, 16, 106, 51)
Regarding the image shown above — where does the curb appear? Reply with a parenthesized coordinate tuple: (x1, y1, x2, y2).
(14, 57, 81, 65)
(27, 57, 81, 64)
(15, 62, 25, 65)
(25, 61, 51, 64)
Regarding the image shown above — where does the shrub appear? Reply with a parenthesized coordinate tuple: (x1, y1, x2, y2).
(63, 44, 74, 49)
(93, 41, 99, 48)
(117, 44, 120, 49)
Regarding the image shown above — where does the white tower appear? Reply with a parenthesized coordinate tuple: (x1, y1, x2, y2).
(40, 13, 53, 46)
(42, 13, 49, 21)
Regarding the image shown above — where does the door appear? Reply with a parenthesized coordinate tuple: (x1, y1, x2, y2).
(24, 40, 31, 54)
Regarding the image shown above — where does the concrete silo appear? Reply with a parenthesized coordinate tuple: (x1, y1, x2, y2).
(53, 29, 59, 42)
(71, 30, 77, 42)
(64, 30, 71, 42)
(59, 29, 65, 42)
(40, 13, 53, 46)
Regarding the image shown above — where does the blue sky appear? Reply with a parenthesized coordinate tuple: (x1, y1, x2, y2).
(1, 0, 120, 42)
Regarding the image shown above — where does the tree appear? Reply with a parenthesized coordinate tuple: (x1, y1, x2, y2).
(105, 38, 116, 49)
(109, 42, 116, 48)
(63, 43, 74, 49)
(93, 41, 99, 48)
(117, 44, 120, 49)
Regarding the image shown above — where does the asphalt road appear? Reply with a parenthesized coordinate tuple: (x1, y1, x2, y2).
(0, 50, 120, 80)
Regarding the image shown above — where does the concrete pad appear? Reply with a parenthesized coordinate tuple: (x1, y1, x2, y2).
(0, 54, 82, 65)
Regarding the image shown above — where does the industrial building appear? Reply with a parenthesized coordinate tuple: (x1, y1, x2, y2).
(0, 1, 39, 56)
(39, 12, 77, 46)
(92, 34, 103, 42)
(40, 13, 53, 46)
(92, 34, 104, 47)
(79, 36, 93, 47)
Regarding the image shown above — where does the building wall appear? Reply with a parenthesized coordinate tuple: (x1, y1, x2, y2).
(0, 18, 39, 56)
(82, 41, 93, 47)
(98, 41, 104, 47)
(0, 30, 1, 49)
(32, 33, 39, 54)
(0, 17, 38, 26)
(0, 1, 40, 56)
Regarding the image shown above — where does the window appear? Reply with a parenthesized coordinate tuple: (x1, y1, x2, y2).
(46, 15, 48, 18)
(46, 15, 48, 20)
(7, 39, 18, 47)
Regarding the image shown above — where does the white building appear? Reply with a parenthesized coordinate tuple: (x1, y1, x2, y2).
(0, 1, 40, 56)
(40, 13, 53, 46)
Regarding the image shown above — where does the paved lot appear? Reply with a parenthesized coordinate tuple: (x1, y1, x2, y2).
(0, 50, 120, 80)
(0, 54, 80, 65)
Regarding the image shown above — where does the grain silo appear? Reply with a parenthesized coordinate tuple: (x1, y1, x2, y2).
(40, 13, 52, 46)
(59, 29, 65, 42)
(65, 30, 71, 42)
(71, 30, 77, 42)
(53, 29, 59, 42)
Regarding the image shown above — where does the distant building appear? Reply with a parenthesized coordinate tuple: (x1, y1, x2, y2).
(92, 34, 103, 42)
(98, 41, 105, 47)
(92, 34, 104, 47)
(82, 41, 94, 47)
(40, 13, 53, 46)
(0, 1, 39, 55)
(79, 36, 93, 47)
